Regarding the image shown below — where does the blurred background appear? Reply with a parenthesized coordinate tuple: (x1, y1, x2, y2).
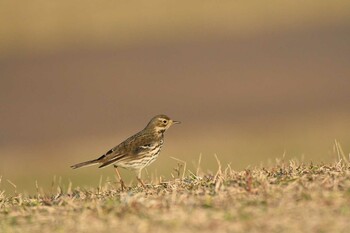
(1, 0, 350, 193)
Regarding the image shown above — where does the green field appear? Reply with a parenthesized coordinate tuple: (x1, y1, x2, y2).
(1, 156, 350, 233)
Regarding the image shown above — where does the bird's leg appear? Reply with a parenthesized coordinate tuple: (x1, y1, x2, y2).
(114, 165, 126, 191)
(136, 169, 147, 189)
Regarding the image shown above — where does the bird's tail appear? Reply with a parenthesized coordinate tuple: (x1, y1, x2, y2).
(70, 159, 99, 169)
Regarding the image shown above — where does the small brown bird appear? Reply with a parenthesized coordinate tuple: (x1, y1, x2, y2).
(71, 114, 180, 190)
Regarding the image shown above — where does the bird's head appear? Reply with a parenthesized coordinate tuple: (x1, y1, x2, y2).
(145, 114, 180, 133)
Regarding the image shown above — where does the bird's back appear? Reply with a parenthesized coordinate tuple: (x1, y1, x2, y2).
(97, 128, 163, 169)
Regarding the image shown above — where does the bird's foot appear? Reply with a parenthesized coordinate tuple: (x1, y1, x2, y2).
(137, 178, 147, 190)
(119, 179, 127, 191)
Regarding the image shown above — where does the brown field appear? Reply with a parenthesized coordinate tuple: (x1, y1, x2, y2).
(1, 4, 350, 232)
(1, 158, 350, 233)
(0, 0, 350, 195)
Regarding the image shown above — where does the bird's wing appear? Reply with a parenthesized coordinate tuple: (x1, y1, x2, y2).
(97, 145, 126, 168)
(98, 131, 158, 168)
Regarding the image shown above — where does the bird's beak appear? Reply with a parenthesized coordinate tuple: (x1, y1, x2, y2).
(172, 120, 181, 124)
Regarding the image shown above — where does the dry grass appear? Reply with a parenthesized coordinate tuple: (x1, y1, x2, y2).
(1, 157, 350, 233)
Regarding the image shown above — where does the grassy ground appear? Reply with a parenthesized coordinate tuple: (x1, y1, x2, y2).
(1, 156, 350, 233)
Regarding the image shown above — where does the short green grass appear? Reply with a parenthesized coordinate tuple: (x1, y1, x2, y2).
(1, 156, 350, 233)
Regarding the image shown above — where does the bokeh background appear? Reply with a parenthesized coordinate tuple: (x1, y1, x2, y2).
(1, 0, 350, 193)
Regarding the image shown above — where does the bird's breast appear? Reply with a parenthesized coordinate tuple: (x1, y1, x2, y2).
(150, 140, 163, 155)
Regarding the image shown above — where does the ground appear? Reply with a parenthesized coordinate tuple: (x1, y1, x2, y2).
(1, 159, 350, 233)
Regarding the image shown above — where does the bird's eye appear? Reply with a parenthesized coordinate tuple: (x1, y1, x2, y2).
(163, 120, 168, 124)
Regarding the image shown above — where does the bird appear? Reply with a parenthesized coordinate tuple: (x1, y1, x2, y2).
(71, 114, 180, 190)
